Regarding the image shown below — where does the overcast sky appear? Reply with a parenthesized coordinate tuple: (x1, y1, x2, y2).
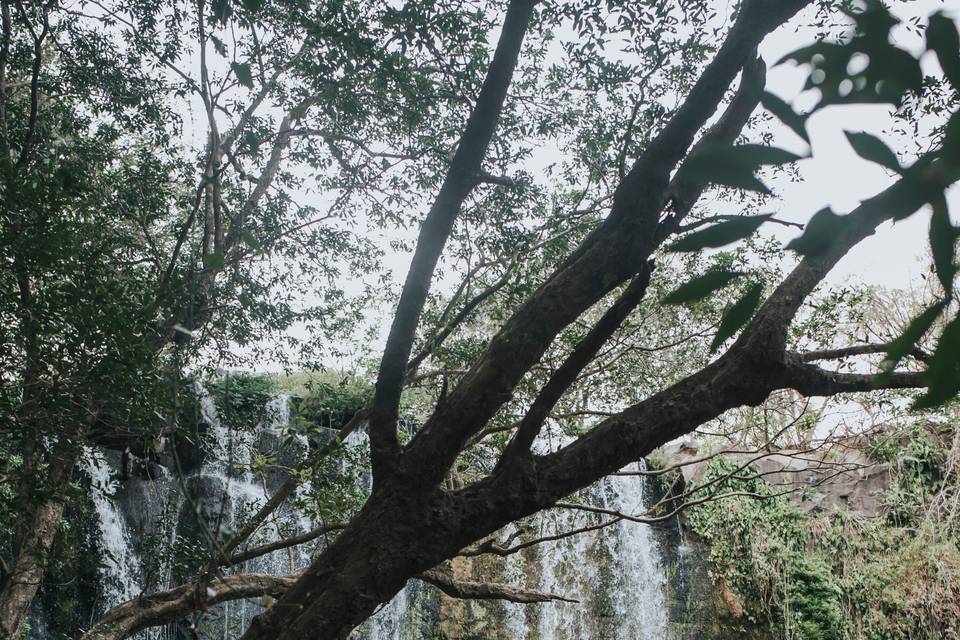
(757, 0, 957, 291)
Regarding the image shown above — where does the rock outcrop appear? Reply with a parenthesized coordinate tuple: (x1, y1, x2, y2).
(649, 438, 891, 518)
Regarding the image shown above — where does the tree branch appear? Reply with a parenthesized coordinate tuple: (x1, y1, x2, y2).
(780, 356, 926, 396)
(402, 11, 788, 486)
(226, 524, 346, 568)
(417, 568, 577, 604)
(81, 573, 297, 640)
(741, 159, 960, 357)
(500, 262, 654, 462)
(367, 0, 537, 487)
(676, 213, 803, 233)
(800, 342, 929, 363)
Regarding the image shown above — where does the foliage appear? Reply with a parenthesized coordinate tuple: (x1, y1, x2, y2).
(289, 373, 371, 435)
(685, 420, 960, 640)
(208, 372, 278, 433)
(2, 0, 960, 636)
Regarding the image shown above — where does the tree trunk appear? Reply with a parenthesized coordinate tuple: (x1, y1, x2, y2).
(0, 437, 77, 639)
(238, 486, 489, 639)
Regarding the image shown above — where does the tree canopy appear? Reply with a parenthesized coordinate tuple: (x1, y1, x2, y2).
(1, 0, 959, 638)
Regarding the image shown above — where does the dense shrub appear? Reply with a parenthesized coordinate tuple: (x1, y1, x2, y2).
(684, 421, 959, 640)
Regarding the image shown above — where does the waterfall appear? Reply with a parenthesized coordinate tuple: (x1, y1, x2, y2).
(84, 448, 141, 608)
(192, 388, 311, 638)
(501, 463, 668, 640)
(600, 467, 669, 636)
(81, 389, 675, 639)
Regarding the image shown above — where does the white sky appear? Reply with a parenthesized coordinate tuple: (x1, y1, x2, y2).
(757, 0, 958, 290)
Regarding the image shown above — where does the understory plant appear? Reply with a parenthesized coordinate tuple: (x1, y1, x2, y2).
(684, 419, 960, 640)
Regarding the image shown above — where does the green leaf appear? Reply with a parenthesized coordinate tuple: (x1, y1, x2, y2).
(927, 13, 960, 89)
(761, 91, 810, 143)
(867, 47, 924, 102)
(845, 131, 901, 172)
(710, 283, 764, 353)
(243, 129, 261, 155)
(203, 253, 225, 270)
(786, 207, 850, 256)
(668, 214, 774, 252)
(725, 144, 806, 166)
(240, 229, 262, 251)
(232, 62, 254, 89)
(681, 144, 805, 195)
(662, 270, 744, 305)
(211, 0, 232, 24)
(241, 0, 264, 13)
(913, 314, 960, 410)
(777, 41, 846, 68)
(883, 300, 947, 372)
(930, 197, 958, 295)
(210, 35, 228, 58)
(779, 5, 922, 111)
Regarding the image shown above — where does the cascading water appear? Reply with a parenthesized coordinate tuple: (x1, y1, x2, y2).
(78, 390, 675, 640)
(84, 449, 141, 608)
(601, 467, 669, 637)
(191, 388, 312, 639)
(491, 463, 667, 640)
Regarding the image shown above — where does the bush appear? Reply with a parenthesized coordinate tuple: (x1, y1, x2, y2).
(684, 420, 959, 640)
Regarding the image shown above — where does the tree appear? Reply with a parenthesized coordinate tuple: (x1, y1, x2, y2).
(0, 0, 447, 633)
(235, 1, 960, 638)
(4, 0, 960, 638)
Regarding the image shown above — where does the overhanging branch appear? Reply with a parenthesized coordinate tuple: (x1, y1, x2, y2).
(402, 2, 808, 489)
(418, 568, 577, 604)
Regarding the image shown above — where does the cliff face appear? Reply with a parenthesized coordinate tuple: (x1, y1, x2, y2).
(649, 438, 892, 518)
(640, 437, 909, 640)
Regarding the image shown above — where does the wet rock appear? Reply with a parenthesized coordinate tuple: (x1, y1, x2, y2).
(176, 474, 232, 546)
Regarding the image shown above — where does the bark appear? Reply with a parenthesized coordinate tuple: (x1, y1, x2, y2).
(83, 565, 567, 640)
(501, 263, 654, 461)
(0, 437, 78, 639)
(80, 573, 297, 640)
(417, 568, 577, 604)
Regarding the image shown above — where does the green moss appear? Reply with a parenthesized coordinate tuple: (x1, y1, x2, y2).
(288, 374, 370, 434)
(782, 556, 844, 640)
(208, 372, 278, 432)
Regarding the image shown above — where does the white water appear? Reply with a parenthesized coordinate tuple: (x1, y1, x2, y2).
(84, 448, 141, 607)
(509, 464, 668, 640)
(194, 388, 311, 638)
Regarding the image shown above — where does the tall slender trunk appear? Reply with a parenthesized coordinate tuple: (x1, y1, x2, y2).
(0, 436, 78, 639)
